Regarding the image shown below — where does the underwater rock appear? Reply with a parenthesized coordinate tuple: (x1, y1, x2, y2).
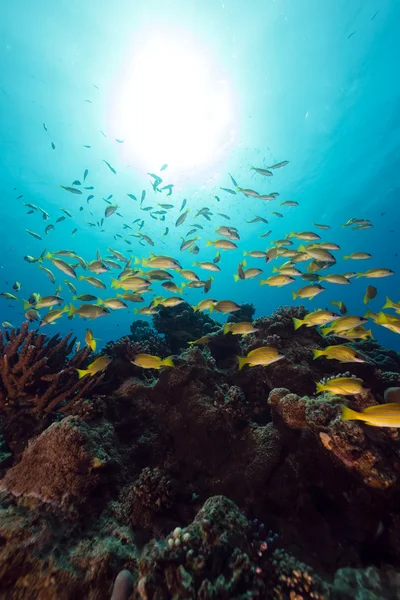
(0, 416, 116, 511)
(227, 301, 255, 323)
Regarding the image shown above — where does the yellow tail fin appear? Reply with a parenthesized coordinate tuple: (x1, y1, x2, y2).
(320, 327, 330, 336)
(313, 349, 323, 360)
(223, 323, 231, 334)
(23, 300, 32, 311)
(233, 274, 239, 282)
(162, 356, 174, 367)
(383, 296, 393, 309)
(242, 258, 247, 267)
(291, 291, 297, 300)
(68, 304, 77, 318)
(341, 405, 361, 421)
(237, 356, 247, 371)
(292, 317, 304, 330)
(206, 240, 213, 247)
(76, 368, 89, 379)
(315, 382, 325, 394)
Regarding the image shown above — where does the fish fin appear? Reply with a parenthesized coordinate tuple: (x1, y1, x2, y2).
(162, 356, 174, 367)
(320, 327, 330, 336)
(272, 266, 279, 273)
(223, 323, 230, 334)
(291, 291, 297, 300)
(89, 340, 96, 352)
(243, 251, 248, 256)
(364, 309, 374, 319)
(133, 309, 139, 314)
(383, 296, 393, 309)
(68, 304, 77, 318)
(341, 405, 361, 421)
(292, 317, 304, 330)
(355, 273, 364, 278)
(313, 349, 323, 360)
(23, 300, 32, 310)
(134, 257, 141, 265)
(76, 368, 89, 379)
(209, 303, 214, 314)
(242, 259, 247, 267)
(233, 274, 239, 282)
(343, 256, 349, 260)
(110, 278, 118, 289)
(237, 356, 247, 371)
(315, 382, 325, 394)
(366, 329, 373, 339)
(206, 240, 213, 247)
(298, 244, 306, 252)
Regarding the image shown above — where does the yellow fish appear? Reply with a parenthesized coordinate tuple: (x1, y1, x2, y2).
(313, 345, 365, 363)
(318, 274, 350, 285)
(292, 284, 325, 300)
(77, 356, 111, 378)
(331, 300, 348, 315)
(152, 296, 184, 308)
(40, 306, 69, 327)
(356, 268, 395, 279)
(292, 310, 339, 330)
(188, 335, 211, 346)
(320, 315, 367, 335)
(237, 346, 284, 370)
(335, 326, 373, 340)
(193, 299, 216, 312)
(223, 322, 259, 335)
(131, 354, 174, 369)
(343, 252, 372, 260)
(316, 376, 367, 396)
(212, 300, 241, 314)
(342, 403, 400, 427)
(68, 304, 110, 319)
(85, 329, 98, 352)
(260, 275, 295, 287)
(363, 285, 377, 305)
(374, 312, 400, 335)
(206, 239, 238, 250)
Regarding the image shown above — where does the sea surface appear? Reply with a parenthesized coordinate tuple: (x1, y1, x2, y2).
(0, 0, 399, 351)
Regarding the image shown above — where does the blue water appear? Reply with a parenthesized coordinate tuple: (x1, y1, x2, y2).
(1, 0, 399, 351)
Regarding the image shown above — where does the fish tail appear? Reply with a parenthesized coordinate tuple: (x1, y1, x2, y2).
(320, 327, 330, 336)
(343, 256, 349, 260)
(243, 251, 248, 256)
(134, 257, 142, 265)
(22, 300, 32, 311)
(298, 244, 306, 252)
(291, 291, 297, 300)
(110, 278, 118, 289)
(292, 317, 305, 330)
(315, 382, 325, 394)
(78, 275, 85, 281)
(76, 368, 90, 379)
(43, 252, 53, 260)
(242, 259, 247, 267)
(364, 309, 374, 319)
(223, 323, 230, 334)
(383, 296, 393, 309)
(313, 349, 323, 360)
(95, 299, 103, 306)
(89, 340, 96, 352)
(355, 273, 364, 278)
(206, 240, 213, 247)
(272, 266, 279, 273)
(68, 304, 77, 318)
(341, 405, 361, 422)
(178, 284, 186, 294)
(365, 329, 373, 339)
(61, 305, 69, 314)
(162, 356, 174, 367)
(233, 274, 239, 282)
(237, 356, 247, 371)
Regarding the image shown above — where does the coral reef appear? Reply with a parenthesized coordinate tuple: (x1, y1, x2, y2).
(0, 323, 104, 457)
(152, 302, 220, 353)
(0, 305, 399, 598)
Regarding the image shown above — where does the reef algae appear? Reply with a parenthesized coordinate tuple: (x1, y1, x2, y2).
(0, 305, 399, 597)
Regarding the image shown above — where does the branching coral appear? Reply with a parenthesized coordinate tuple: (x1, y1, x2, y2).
(133, 467, 176, 513)
(0, 322, 103, 415)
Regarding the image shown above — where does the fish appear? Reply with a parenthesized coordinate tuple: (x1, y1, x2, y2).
(331, 300, 348, 315)
(223, 322, 259, 336)
(51, 142, 55, 150)
(247, 217, 268, 224)
(193, 299, 216, 312)
(280, 200, 298, 207)
(336, 326, 373, 340)
(24, 295, 63, 310)
(313, 345, 365, 363)
(363, 285, 377, 305)
(25, 308, 40, 322)
(73, 294, 98, 302)
(69, 304, 110, 319)
(134, 306, 158, 316)
(176, 210, 189, 227)
(12, 282, 21, 292)
(272, 212, 283, 218)
(161, 282, 184, 294)
(56, 216, 66, 223)
(217, 213, 231, 220)
(243, 250, 267, 259)
(312, 222, 331, 230)
(268, 161, 289, 169)
(292, 284, 325, 300)
(206, 239, 238, 250)
(138, 255, 182, 270)
(179, 269, 199, 281)
(40, 306, 69, 326)
(78, 276, 106, 290)
(103, 160, 117, 174)
(161, 184, 174, 195)
(318, 274, 350, 285)
(211, 300, 241, 314)
(131, 353, 174, 369)
(343, 252, 372, 260)
(85, 329, 98, 351)
(43, 122, 48, 131)
(237, 346, 284, 370)
(77, 356, 111, 378)
(321, 315, 368, 335)
(116, 293, 144, 303)
(152, 296, 184, 308)
(2, 321, 14, 329)
(272, 266, 302, 277)
(60, 208, 72, 217)
(316, 376, 368, 396)
(220, 187, 236, 194)
(100, 298, 128, 310)
(373, 312, 400, 335)
(356, 268, 395, 279)
(193, 261, 221, 272)
(44, 254, 77, 278)
(105, 205, 118, 218)
(26, 229, 42, 240)
(160, 163, 168, 171)
(292, 310, 340, 330)
(38, 266, 56, 284)
(60, 185, 82, 194)
(0, 292, 18, 301)
(259, 230, 272, 238)
(213, 252, 221, 264)
(188, 335, 211, 346)
(234, 267, 263, 281)
(72, 180, 81, 186)
(342, 403, 400, 427)
(83, 169, 88, 181)
(251, 167, 273, 176)
(260, 275, 295, 287)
